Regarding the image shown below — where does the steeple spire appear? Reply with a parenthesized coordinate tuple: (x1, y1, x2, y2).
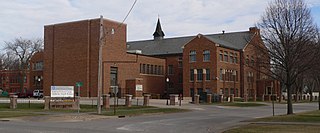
(153, 18, 165, 40)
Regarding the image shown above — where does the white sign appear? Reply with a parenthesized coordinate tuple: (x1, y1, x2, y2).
(51, 86, 74, 98)
(136, 85, 143, 91)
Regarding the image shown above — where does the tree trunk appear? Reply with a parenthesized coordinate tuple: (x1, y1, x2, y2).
(318, 90, 320, 110)
(287, 83, 293, 115)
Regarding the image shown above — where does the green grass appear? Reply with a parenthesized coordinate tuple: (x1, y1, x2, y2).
(224, 124, 320, 133)
(224, 110, 320, 133)
(214, 102, 267, 107)
(103, 106, 189, 116)
(0, 103, 188, 118)
(251, 110, 320, 123)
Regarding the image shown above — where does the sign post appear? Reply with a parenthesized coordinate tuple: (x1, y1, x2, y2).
(76, 82, 83, 113)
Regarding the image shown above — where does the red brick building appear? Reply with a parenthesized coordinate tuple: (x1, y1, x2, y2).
(43, 18, 166, 97)
(40, 17, 279, 100)
(128, 19, 280, 100)
(0, 70, 30, 97)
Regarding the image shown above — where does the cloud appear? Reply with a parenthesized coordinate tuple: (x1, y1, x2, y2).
(0, 0, 319, 47)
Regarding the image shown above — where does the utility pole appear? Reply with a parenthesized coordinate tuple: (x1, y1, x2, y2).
(97, 15, 104, 114)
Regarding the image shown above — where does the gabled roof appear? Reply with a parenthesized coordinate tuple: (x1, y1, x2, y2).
(127, 31, 254, 56)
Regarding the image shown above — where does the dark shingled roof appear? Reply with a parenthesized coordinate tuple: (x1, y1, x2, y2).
(127, 31, 254, 56)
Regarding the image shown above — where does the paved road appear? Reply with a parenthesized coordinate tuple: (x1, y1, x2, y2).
(0, 102, 318, 133)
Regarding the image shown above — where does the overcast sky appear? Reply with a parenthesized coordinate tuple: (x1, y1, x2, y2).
(1, 0, 320, 45)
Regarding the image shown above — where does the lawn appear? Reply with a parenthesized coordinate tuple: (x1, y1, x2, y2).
(0, 103, 188, 118)
(224, 124, 320, 133)
(252, 110, 320, 123)
(103, 106, 188, 116)
(224, 110, 320, 133)
(215, 102, 267, 107)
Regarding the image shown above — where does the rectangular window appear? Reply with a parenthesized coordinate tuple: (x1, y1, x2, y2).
(189, 50, 196, 62)
(251, 56, 255, 66)
(203, 50, 210, 62)
(155, 65, 158, 75)
(197, 69, 203, 81)
(225, 88, 229, 96)
(224, 51, 228, 62)
(219, 50, 223, 61)
(34, 61, 43, 71)
(190, 69, 194, 81)
(151, 65, 154, 74)
(178, 57, 183, 68)
(220, 68, 223, 80)
(146, 64, 150, 74)
(234, 53, 238, 64)
(246, 55, 249, 65)
(168, 65, 173, 75)
(206, 69, 210, 80)
(230, 52, 233, 63)
(143, 64, 146, 74)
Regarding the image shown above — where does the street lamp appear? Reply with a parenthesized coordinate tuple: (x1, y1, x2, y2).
(166, 77, 169, 105)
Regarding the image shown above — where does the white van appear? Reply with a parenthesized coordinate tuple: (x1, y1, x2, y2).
(33, 90, 43, 98)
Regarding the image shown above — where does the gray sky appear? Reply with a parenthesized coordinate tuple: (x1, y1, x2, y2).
(1, 0, 320, 45)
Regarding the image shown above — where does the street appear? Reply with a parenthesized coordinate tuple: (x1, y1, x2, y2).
(0, 102, 318, 133)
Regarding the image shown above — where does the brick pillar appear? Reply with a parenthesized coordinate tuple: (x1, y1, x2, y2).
(230, 94, 234, 103)
(194, 94, 200, 104)
(253, 94, 257, 102)
(143, 94, 151, 106)
(170, 94, 178, 105)
(103, 94, 110, 109)
(206, 94, 212, 104)
(10, 95, 18, 109)
(219, 94, 224, 103)
(44, 96, 51, 110)
(244, 94, 248, 102)
(125, 94, 132, 107)
(268, 95, 271, 102)
(262, 94, 265, 102)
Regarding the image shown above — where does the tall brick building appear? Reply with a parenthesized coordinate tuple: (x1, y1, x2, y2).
(42, 17, 279, 100)
(43, 18, 165, 97)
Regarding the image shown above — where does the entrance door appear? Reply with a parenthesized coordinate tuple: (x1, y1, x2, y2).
(110, 67, 118, 97)
(190, 88, 194, 101)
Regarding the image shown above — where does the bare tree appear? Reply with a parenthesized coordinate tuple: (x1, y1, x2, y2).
(4, 37, 43, 92)
(257, 0, 319, 114)
(0, 51, 19, 70)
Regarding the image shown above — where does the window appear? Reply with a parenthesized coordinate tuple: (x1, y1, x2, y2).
(197, 69, 203, 81)
(234, 53, 238, 63)
(203, 50, 210, 61)
(224, 51, 228, 62)
(251, 56, 255, 66)
(146, 64, 150, 74)
(219, 50, 223, 61)
(246, 55, 249, 65)
(206, 69, 210, 80)
(189, 50, 196, 62)
(154, 65, 158, 74)
(230, 52, 234, 63)
(190, 69, 194, 81)
(225, 88, 229, 96)
(151, 65, 154, 74)
(33, 61, 43, 71)
(143, 64, 146, 74)
(168, 65, 173, 75)
(220, 68, 223, 80)
(178, 57, 183, 68)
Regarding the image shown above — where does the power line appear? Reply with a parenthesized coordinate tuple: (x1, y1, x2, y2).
(117, 0, 138, 28)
